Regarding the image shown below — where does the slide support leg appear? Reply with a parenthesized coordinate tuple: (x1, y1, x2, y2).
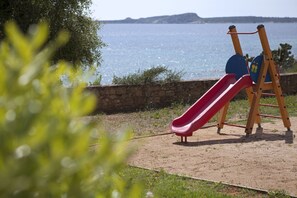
(181, 136, 188, 143)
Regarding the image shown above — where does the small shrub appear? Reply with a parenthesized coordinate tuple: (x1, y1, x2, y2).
(90, 75, 102, 85)
(112, 66, 183, 85)
(84, 66, 102, 86)
(0, 22, 142, 197)
(284, 59, 297, 73)
(272, 43, 295, 72)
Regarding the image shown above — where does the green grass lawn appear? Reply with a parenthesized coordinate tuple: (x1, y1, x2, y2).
(93, 94, 297, 137)
(220, 94, 297, 124)
(120, 166, 290, 198)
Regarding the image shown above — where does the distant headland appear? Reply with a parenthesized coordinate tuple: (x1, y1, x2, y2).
(101, 13, 297, 24)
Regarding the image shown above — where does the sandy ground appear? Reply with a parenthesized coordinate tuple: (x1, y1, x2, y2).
(128, 117, 297, 196)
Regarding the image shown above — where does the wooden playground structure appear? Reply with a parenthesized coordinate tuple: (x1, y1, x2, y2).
(217, 24, 291, 135)
(171, 24, 292, 142)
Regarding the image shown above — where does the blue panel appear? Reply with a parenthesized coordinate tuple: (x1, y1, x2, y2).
(249, 55, 271, 83)
(225, 54, 249, 80)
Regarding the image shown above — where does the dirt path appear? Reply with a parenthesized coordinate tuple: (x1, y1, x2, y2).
(128, 117, 297, 196)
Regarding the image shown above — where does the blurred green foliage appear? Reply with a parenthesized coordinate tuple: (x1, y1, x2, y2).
(0, 22, 142, 197)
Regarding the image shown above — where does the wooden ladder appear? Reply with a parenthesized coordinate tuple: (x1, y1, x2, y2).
(245, 25, 291, 134)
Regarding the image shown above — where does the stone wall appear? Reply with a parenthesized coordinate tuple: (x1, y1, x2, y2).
(86, 73, 297, 114)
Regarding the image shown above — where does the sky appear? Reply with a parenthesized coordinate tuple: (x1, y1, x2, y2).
(91, 0, 297, 20)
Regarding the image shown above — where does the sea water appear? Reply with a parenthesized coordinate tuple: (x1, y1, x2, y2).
(98, 23, 297, 85)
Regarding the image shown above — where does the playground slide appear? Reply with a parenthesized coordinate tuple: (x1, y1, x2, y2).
(171, 73, 252, 137)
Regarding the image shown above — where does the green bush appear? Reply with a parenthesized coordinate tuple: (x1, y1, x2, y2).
(286, 61, 297, 73)
(0, 22, 142, 197)
(272, 43, 295, 72)
(112, 66, 183, 85)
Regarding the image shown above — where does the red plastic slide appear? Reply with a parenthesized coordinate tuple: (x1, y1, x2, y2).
(171, 74, 252, 137)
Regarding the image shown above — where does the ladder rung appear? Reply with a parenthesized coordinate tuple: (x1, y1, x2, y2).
(259, 114, 282, 119)
(262, 93, 276, 97)
(262, 82, 273, 90)
(223, 122, 246, 129)
(259, 103, 278, 108)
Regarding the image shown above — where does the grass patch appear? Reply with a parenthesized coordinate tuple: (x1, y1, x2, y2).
(91, 94, 296, 137)
(225, 95, 297, 124)
(120, 166, 276, 198)
(89, 103, 190, 137)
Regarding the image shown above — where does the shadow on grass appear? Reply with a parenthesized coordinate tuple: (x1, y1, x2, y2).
(173, 127, 295, 147)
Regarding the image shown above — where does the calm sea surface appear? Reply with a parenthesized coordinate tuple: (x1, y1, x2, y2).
(98, 23, 297, 85)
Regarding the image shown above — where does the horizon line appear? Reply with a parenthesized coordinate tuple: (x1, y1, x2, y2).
(96, 12, 297, 21)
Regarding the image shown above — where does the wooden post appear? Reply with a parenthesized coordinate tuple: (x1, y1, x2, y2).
(218, 25, 261, 133)
(245, 57, 269, 134)
(217, 26, 241, 132)
(228, 25, 243, 55)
